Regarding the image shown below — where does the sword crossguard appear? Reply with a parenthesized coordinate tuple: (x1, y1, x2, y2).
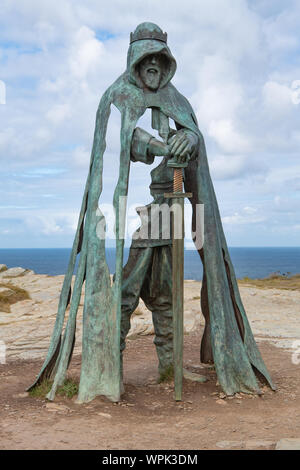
(167, 158, 188, 169)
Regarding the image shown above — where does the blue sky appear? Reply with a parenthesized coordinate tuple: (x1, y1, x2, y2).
(0, 0, 300, 248)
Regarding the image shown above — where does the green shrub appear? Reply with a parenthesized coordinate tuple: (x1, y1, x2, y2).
(29, 378, 79, 399)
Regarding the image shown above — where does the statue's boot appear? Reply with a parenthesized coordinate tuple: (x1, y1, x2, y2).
(120, 353, 125, 396)
(152, 310, 173, 380)
(119, 311, 132, 396)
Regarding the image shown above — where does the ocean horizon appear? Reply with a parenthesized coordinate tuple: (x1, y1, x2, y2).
(1, 247, 300, 280)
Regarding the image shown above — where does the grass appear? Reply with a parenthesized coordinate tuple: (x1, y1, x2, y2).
(0, 282, 30, 313)
(28, 379, 52, 398)
(158, 365, 174, 383)
(29, 378, 79, 399)
(57, 379, 79, 398)
(238, 272, 300, 291)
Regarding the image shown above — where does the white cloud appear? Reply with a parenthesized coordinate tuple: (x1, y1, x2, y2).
(24, 210, 79, 235)
(191, 55, 245, 134)
(46, 103, 71, 125)
(222, 208, 265, 225)
(243, 206, 257, 215)
(1, 0, 300, 247)
(0, 128, 15, 149)
(262, 80, 293, 114)
(69, 26, 104, 79)
(208, 119, 251, 154)
(274, 195, 300, 213)
(209, 153, 265, 180)
(72, 146, 90, 167)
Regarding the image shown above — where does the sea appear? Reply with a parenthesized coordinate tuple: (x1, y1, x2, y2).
(0, 247, 300, 280)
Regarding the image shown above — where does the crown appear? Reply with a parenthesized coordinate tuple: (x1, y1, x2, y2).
(130, 28, 167, 44)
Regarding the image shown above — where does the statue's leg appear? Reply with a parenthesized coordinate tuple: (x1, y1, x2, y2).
(198, 248, 214, 364)
(120, 247, 154, 372)
(141, 245, 173, 379)
(152, 309, 173, 379)
(200, 270, 214, 363)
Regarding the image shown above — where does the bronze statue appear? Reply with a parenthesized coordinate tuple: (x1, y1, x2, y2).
(29, 22, 275, 403)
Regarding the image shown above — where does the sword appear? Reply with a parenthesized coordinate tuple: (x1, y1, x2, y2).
(165, 159, 192, 401)
(151, 108, 192, 401)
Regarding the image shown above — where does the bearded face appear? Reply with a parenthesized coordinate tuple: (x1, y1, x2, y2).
(138, 54, 165, 91)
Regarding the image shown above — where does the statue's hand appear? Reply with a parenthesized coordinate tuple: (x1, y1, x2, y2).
(148, 137, 170, 157)
(168, 130, 197, 164)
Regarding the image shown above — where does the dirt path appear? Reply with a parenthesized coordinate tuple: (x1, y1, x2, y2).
(1, 330, 299, 450)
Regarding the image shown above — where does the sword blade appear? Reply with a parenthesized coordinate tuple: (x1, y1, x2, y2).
(172, 196, 184, 401)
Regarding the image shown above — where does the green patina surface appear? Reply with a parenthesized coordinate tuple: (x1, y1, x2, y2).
(28, 22, 275, 403)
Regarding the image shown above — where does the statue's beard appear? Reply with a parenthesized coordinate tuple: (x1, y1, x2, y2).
(140, 66, 162, 90)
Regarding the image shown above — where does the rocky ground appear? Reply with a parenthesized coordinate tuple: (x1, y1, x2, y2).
(0, 266, 300, 450)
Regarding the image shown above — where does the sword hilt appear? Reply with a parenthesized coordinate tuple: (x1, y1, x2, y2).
(167, 156, 187, 194)
(164, 159, 192, 199)
(173, 168, 183, 192)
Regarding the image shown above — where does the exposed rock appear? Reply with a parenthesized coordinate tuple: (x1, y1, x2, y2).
(184, 309, 202, 332)
(189, 363, 205, 370)
(0, 287, 14, 297)
(244, 440, 275, 449)
(0, 270, 300, 362)
(216, 440, 274, 449)
(216, 440, 239, 449)
(97, 412, 112, 419)
(216, 399, 227, 406)
(45, 403, 71, 413)
(0, 264, 7, 273)
(1, 267, 34, 278)
(128, 306, 153, 339)
(12, 392, 29, 399)
(183, 369, 207, 383)
(276, 438, 300, 450)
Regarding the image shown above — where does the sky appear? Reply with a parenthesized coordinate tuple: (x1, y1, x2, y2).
(0, 0, 300, 248)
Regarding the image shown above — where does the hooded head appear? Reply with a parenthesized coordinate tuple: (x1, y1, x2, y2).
(127, 22, 177, 90)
